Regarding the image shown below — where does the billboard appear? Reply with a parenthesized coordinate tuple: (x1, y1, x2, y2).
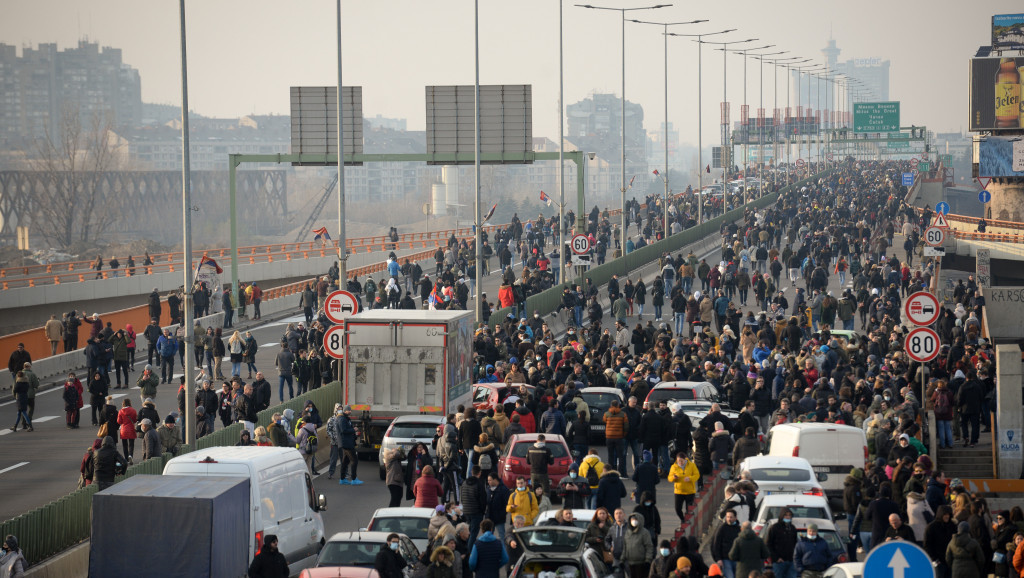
(289, 86, 364, 166)
(993, 13, 1024, 50)
(978, 135, 1024, 178)
(970, 57, 1024, 131)
(853, 102, 900, 132)
(425, 85, 532, 165)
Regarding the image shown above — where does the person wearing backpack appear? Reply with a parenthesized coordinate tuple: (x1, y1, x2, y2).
(472, 433, 499, 480)
(296, 411, 320, 475)
(579, 449, 605, 509)
(930, 379, 955, 449)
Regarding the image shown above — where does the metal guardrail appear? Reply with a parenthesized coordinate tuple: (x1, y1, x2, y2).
(0, 380, 343, 567)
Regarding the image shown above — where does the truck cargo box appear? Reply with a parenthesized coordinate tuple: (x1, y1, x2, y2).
(90, 474, 250, 577)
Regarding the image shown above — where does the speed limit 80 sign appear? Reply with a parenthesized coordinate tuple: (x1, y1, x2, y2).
(905, 327, 940, 363)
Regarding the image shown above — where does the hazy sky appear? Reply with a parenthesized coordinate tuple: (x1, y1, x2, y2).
(3, 0, 1019, 147)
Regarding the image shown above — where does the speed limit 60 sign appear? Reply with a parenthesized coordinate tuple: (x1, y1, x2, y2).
(905, 327, 940, 363)
(924, 226, 945, 247)
(570, 234, 591, 255)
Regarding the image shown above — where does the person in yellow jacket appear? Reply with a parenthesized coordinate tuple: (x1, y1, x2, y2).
(667, 453, 700, 526)
(506, 476, 539, 526)
(578, 450, 605, 509)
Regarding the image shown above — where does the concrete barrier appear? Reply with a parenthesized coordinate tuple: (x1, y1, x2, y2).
(24, 542, 88, 578)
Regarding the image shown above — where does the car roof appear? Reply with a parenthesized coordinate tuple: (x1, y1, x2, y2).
(508, 433, 568, 445)
(302, 568, 379, 578)
(758, 494, 830, 507)
(535, 509, 598, 522)
(474, 382, 532, 389)
(391, 415, 446, 425)
(370, 507, 434, 518)
(580, 387, 623, 396)
(770, 423, 864, 433)
(740, 456, 814, 470)
(326, 531, 400, 543)
(788, 517, 839, 531)
(651, 381, 712, 390)
(164, 446, 301, 470)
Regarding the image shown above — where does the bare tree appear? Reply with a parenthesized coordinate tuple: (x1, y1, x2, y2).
(28, 106, 120, 249)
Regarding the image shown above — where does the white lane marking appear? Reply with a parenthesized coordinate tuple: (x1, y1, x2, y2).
(0, 386, 62, 408)
(1, 416, 56, 434)
(0, 462, 29, 475)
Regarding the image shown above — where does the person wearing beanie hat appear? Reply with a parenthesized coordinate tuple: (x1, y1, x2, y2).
(158, 413, 181, 456)
(947, 520, 985, 577)
(632, 450, 660, 508)
(248, 533, 288, 577)
(706, 562, 722, 577)
(673, 556, 692, 575)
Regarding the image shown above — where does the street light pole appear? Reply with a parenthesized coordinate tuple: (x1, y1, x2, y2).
(178, 0, 195, 447)
(629, 17, 707, 241)
(474, 0, 482, 323)
(558, 0, 565, 285)
(577, 3, 670, 262)
(336, 0, 348, 292)
(668, 28, 736, 226)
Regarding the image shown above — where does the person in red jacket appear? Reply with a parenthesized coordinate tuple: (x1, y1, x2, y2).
(413, 465, 445, 509)
(498, 283, 515, 309)
(514, 404, 536, 434)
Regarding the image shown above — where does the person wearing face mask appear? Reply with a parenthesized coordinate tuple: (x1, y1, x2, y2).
(0, 534, 27, 578)
(649, 540, 674, 578)
(793, 522, 834, 577)
(621, 512, 654, 577)
(374, 533, 408, 578)
(633, 491, 661, 544)
(558, 463, 591, 509)
(505, 476, 539, 526)
(766, 507, 798, 578)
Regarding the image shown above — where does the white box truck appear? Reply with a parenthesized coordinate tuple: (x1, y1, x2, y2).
(342, 309, 474, 457)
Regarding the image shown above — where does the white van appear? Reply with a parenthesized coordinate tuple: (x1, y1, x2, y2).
(163, 447, 327, 576)
(765, 423, 867, 501)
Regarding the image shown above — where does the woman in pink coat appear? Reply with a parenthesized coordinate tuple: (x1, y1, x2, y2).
(117, 399, 138, 463)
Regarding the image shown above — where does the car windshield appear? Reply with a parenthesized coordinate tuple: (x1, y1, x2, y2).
(371, 517, 429, 539)
(390, 423, 439, 439)
(516, 528, 585, 552)
(581, 393, 620, 408)
(750, 468, 811, 482)
(510, 442, 568, 458)
(648, 389, 696, 404)
(317, 541, 381, 567)
(762, 506, 830, 520)
(798, 529, 843, 552)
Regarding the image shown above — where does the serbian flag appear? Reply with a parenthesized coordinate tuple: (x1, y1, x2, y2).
(705, 164, 711, 174)
(483, 203, 497, 223)
(428, 285, 443, 310)
(628, 175, 636, 188)
(652, 169, 660, 176)
(313, 226, 331, 242)
(539, 191, 552, 206)
(197, 255, 223, 274)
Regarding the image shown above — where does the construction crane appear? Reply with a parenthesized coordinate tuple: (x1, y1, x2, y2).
(293, 174, 338, 243)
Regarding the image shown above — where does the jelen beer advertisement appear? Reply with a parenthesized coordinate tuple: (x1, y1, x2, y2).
(970, 56, 1023, 131)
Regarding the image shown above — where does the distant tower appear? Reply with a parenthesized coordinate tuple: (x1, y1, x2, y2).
(822, 37, 840, 69)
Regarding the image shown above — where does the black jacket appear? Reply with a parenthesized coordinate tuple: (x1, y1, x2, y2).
(459, 418, 482, 452)
(248, 548, 289, 578)
(374, 546, 408, 578)
(93, 440, 126, 483)
(766, 519, 798, 561)
(711, 521, 742, 562)
(460, 476, 487, 517)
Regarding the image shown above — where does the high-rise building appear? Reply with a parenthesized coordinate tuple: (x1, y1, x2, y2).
(567, 93, 648, 196)
(0, 41, 142, 143)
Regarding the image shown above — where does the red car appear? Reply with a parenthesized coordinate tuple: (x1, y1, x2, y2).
(471, 383, 535, 412)
(498, 433, 573, 496)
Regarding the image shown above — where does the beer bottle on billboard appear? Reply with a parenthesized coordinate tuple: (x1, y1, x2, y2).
(994, 58, 1020, 128)
(1019, 64, 1024, 127)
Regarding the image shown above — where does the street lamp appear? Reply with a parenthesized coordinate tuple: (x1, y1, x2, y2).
(629, 17, 707, 241)
(793, 63, 823, 172)
(781, 58, 810, 184)
(716, 44, 782, 202)
(697, 37, 756, 190)
(755, 54, 801, 191)
(576, 3, 671, 261)
(667, 28, 736, 226)
(177, 0, 196, 446)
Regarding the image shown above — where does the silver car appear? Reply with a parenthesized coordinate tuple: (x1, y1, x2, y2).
(378, 415, 446, 480)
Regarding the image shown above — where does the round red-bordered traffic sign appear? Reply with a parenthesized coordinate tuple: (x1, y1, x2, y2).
(323, 325, 346, 360)
(904, 327, 940, 363)
(570, 234, 591, 255)
(924, 227, 945, 247)
(324, 290, 360, 324)
(904, 291, 940, 326)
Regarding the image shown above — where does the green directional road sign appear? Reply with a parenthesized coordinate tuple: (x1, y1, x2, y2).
(887, 141, 910, 149)
(941, 154, 953, 165)
(887, 132, 910, 140)
(854, 102, 901, 132)
(919, 162, 932, 172)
